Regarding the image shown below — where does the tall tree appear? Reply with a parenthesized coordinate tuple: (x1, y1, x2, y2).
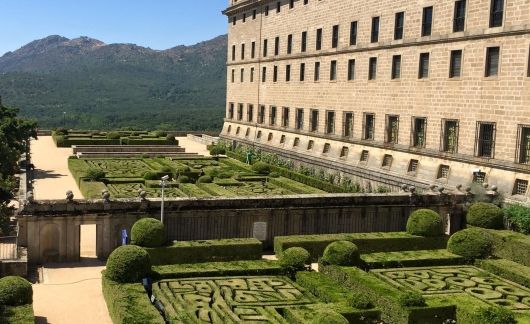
(0, 97, 37, 235)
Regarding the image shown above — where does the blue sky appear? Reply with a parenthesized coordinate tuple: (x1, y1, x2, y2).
(0, 0, 228, 56)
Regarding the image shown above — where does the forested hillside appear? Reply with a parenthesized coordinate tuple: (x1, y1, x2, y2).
(0, 35, 227, 131)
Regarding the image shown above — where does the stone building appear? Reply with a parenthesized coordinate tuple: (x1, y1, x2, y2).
(221, 0, 530, 198)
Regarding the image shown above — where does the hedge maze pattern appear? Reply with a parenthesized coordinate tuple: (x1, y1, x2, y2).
(107, 183, 183, 198)
(85, 159, 152, 177)
(155, 276, 313, 323)
(373, 266, 530, 311)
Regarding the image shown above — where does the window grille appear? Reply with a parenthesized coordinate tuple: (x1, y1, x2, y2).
(475, 122, 496, 158)
(514, 179, 529, 195)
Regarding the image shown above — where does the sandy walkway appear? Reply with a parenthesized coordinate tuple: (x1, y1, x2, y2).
(31, 136, 83, 200)
(33, 260, 112, 324)
(177, 136, 211, 156)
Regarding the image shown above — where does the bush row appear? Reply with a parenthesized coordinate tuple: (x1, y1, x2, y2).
(283, 303, 381, 324)
(320, 265, 455, 324)
(361, 249, 465, 269)
(504, 203, 530, 234)
(274, 232, 448, 261)
(476, 258, 530, 289)
(144, 238, 263, 265)
(0, 305, 35, 324)
(481, 228, 530, 266)
(152, 260, 284, 279)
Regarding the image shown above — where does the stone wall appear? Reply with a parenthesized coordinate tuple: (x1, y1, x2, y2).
(18, 192, 466, 263)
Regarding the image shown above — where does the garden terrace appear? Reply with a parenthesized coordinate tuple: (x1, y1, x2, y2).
(53, 130, 178, 147)
(73, 145, 197, 158)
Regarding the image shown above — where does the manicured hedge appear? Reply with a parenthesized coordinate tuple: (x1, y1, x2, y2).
(283, 303, 381, 324)
(504, 203, 530, 234)
(268, 164, 348, 193)
(196, 183, 237, 197)
(102, 274, 164, 324)
(466, 202, 504, 229)
(105, 245, 151, 283)
(131, 218, 166, 248)
(144, 238, 263, 265)
(447, 228, 493, 261)
(152, 260, 284, 279)
(321, 241, 361, 266)
(268, 177, 325, 194)
(320, 265, 455, 324)
(476, 259, 530, 288)
(274, 232, 448, 261)
(0, 276, 33, 306)
(177, 183, 211, 198)
(361, 249, 465, 269)
(479, 229, 530, 266)
(406, 209, 444, 237)
(278, 247, 311, 272)
(0, 305, 35, 324)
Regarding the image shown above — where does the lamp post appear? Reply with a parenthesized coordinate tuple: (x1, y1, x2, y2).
(63, 111, 66, 128)
(160, 175, 169, 224)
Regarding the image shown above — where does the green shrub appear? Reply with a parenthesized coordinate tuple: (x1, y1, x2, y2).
(177, 175, 190, 183)
(406, 209, 444, 237)
(165, 134, 176, 142)
(269, 172, 280, 178)
(131, 218, 166, 248)
(279, 247, 311, 271)
(85, 168, 106, 182)
(321, 241, 361, 266)
(105, 245, 151, 283)
(252, 161, 272, 175)
(55, 128, 68, 135)
(153, 260, 283, 279)
(311, 310, 349, 324)
(176, 166, 191, 174)
(209, 146, 226, 156)
(0, 276, 33, 306)
(447, 228, 493, 260)
(349, 293, 373, 310)
(160, 166, 173, 174)
(106, 132, 121, 140)
(153, 130, 167, 137)
(398, 291, 426, 307)
(476, 307, 516, 324)
(466, 202, 504, 229)
(503, 204, 530, 234)
(197, 175, 213, 183)
(143, 171, 159, 180)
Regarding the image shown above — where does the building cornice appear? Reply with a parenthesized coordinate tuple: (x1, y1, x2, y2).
(223, 0, 271, 16)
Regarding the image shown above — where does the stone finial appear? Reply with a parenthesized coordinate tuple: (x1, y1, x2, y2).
(483, 183, 489, 189)
(438, 186, 445, 194)
(429, 184, 437, 192)
(26, 191, 34, 203)
(401, 184, 409, 192)
(491, 185, 498, 192)
(456, 184, 463, 191)
(138, 189, 148, 201)
(465, 186, 472, 193)
(66, 190, 74, 202)
(101, 190, 111, 202)
(409, 186, 416, 194)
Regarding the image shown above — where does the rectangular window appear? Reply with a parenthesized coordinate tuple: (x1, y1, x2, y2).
(300, 63, 305, 81)
(247, 104, 254, 122)
(340, 147, 349, 158)
(310, 109, 319, 132)
(363, 113, 375, 140)
(344, 112, 354, 137)
(231, 69, 235, 83)
(240, 68, 244, 82)
(286, 64, 291, 81)
(262, 66, 267, 82)
(282, 107, 290, 127)
(419, 53, 430, 79)
(408, 159, 419, 174)
(263, 39, 268, 57)
(441, 119, 459, 153)
(253, 10, 256, 19)
(394, 12, 405, 40)
(516, 125, 530, 164)
(301, 31, 307, 52)
(475, 122, 496, 158)
(232, 16, 236, 26)
(326, 111, 335, 134)
(350, 21, 358, 45)
(453, 0, 466, 32)
(289, 0, 294, 9)
(360, 150, 369, 162)
(258, 105, 265, 124)
(274, 36, 280, 56)
(232, 45, 236, 61)
(514, 179, 529, 195)
(422, 6, 433, 36)
(316, 28, 322, 50)
(243, 13, 246, 23)
(412, 117, 427, 148)
(330, 60, 337, 81)
(347, 59, 356, 80)
(449, 50, 463, 78)
(369, 57, 377, 80)
(265, 5, 269, 16)
(371, 17, 380, 43)
(473, 171, 486, 184)
(490, 0, 504, 27)
(250, 67, 255, 82)
(391, 55, 401, 79)
(485, 46, 500, 77)
(277, 1, 281, 13)
(287, 34, 293, 54)
(269, 106, 277, 126)
(438, 165, 450, 179)
(296, 108, 304, 130)
(228, 103, 234, 119)
(237, 104, 243, 120)
(241, 44, 245, 60)
(251, 42, 256, 58)
(314, 62, 320, 81)
(332, 25, 339, 48)
(385, 115, 399, 144)
(273, 66, 278, 82)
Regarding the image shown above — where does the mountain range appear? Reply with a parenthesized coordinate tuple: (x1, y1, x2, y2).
(0, 35, 227, 130)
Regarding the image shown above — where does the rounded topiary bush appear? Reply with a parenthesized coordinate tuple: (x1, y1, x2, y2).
(406, 209, 444, 237)
(143, 171, 159, 180)
(153, 130, 167, 138)
(165, 134, 176, 142)
(476, 307, 516, 324)
(279, 247, 311, 271)
(177, 175, 190, 184)
(447, 228, 493, 260)
(54, 128, 68, 136)
(466, 202, 504, 229)
(252, 161, 271, 175)
(131, 218, 166, 248)
(349, 293, 373, 309)
(321, 241, 360, 266)
(0, 276, 33, 306)
(160, 166, 174, 174)
(85, 168, 106, 182)
(197, 175, 213, 183)
(398, 291, 426, 307)
(268, 172, 280, 178)
(105, 245, 151, 283)
(177, 166, 191, 175)
(106, 132, 121, 140)
(311, 310, 349, 324)
(209, 146, 226, 156)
